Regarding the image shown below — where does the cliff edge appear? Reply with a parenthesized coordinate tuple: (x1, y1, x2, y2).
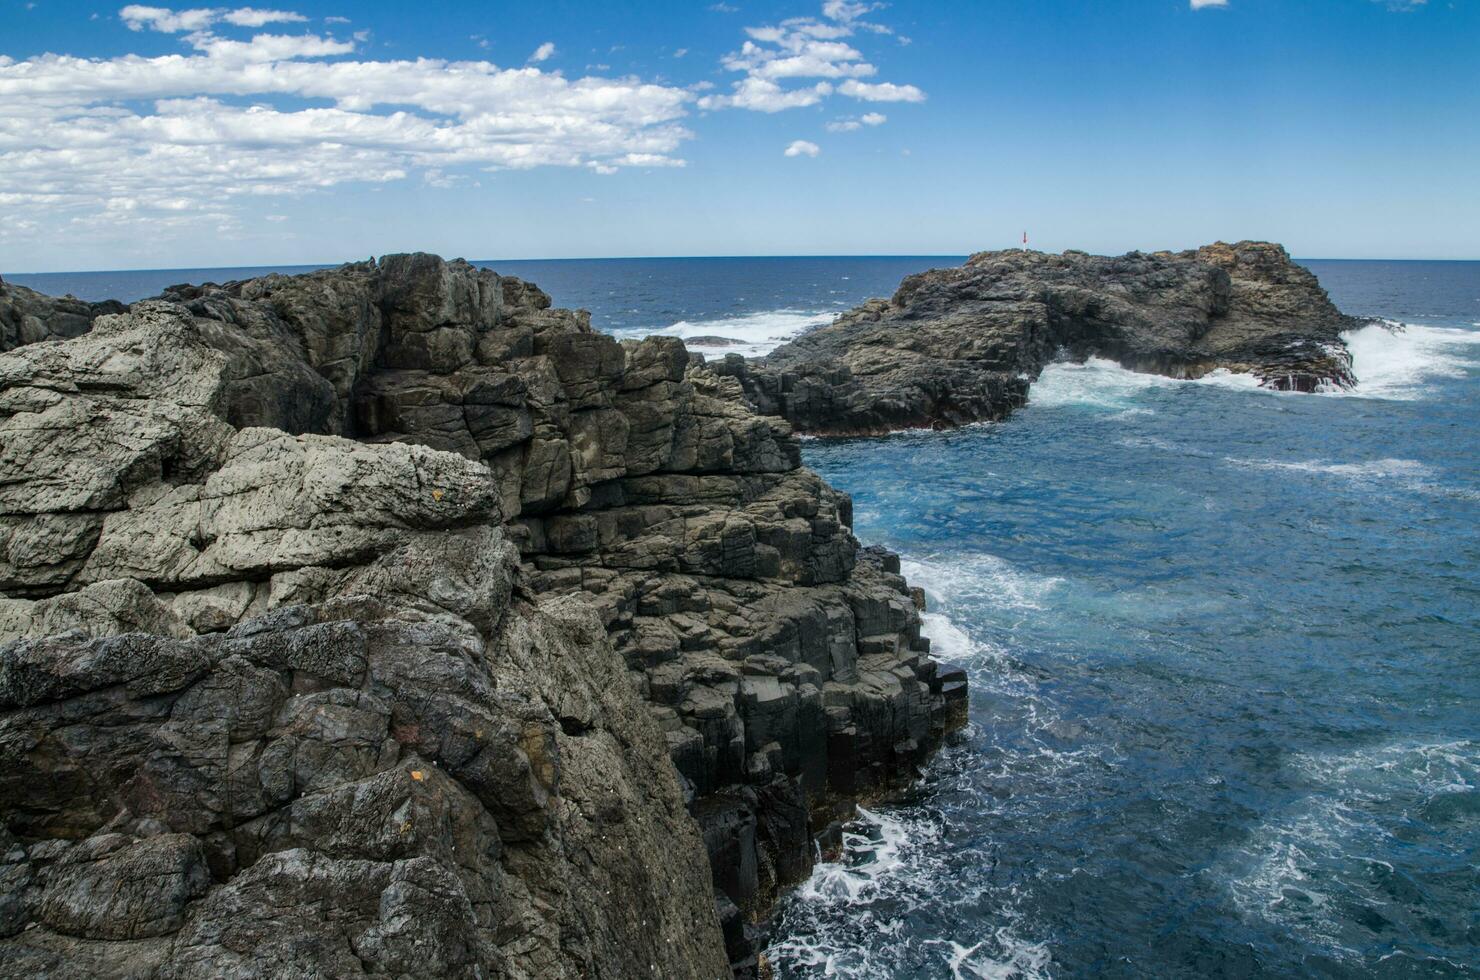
(0, 258, 964, 977)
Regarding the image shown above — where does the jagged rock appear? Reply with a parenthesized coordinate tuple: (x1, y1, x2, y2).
(0, 275, 124, 353)
(0, 254, 964, 977)
(716, 242, 1364, 435)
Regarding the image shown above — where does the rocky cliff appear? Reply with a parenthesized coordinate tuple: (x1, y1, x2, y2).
(0, 260, 964, 977)
(715, 242, 1362, 435)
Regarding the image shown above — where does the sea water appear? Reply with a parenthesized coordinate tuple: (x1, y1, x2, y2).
(10, 256, 1477, 978)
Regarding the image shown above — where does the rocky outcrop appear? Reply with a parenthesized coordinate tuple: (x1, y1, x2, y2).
(0, 275, 124, 352)
(0, 256, 963, 977)
(716, 242, 1363, 435)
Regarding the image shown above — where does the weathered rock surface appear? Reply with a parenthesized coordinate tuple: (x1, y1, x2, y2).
(0, 275, 124, 353)
(0, 255, 963, 977)
(716, 242, 1363, 435)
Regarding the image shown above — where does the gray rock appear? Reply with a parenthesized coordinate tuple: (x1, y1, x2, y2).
(0, 253, 965, 977)
(719, 241, 1365, 435)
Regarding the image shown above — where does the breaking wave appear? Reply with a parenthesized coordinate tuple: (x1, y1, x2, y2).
(1026, 321, 1479, 410)
(637, 308, 833, 357)
(1338, 320, 1480, 400)
(901, 554, 1064, 615)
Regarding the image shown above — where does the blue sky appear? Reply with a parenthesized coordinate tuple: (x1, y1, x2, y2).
(1, 0, 1476, 271)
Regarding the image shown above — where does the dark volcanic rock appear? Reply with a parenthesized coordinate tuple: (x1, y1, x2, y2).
(717, 242, 1362, 435)
(0, 255, 963, 977)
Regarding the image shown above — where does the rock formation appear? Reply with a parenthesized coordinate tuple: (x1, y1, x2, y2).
(0, 275, 123, 352)
(716, 242, 1362, 435)
(0, 257, 963, 977)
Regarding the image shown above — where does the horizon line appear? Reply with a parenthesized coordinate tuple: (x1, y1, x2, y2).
(6, 252, 1479, 278)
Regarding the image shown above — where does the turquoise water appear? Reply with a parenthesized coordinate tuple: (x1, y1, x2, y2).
(10, 256, 1478, 977)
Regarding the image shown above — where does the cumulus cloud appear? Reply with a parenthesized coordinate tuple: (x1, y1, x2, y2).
(528, 41, 556, 63)
(705, 77, 834, 112)
(120, 5, 306, 32)
(222, 7, 308, 27)
(0, 10, 694, 240)
(700, 1, 923, 112)
(837, 79, 924, 102)
(825, 110, 885, 132)
(784, 139, 820, 157)
(1189, 0, 1228, 8)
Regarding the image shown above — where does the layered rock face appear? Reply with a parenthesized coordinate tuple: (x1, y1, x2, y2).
(717, 242, 1362, 435)
(0, 256, 962, 976)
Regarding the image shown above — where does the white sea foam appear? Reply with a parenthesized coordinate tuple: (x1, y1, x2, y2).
(930, 935, 1054, 980)
(1228, 456, 1434, 481)
(640, 308, 832, 357)
(1215, 738, 1479, 956)
(901, 554, 1063, 615)
(1337, 320, 1480, 400)
(1029, 357, 1280, 412)
(1027, 358, 1180, 410)
(1220, 454, 1480, 501)
(767, 553, 1065, 979)
(1027, 321, 1480, 409)
(767, 803, 1052, 980)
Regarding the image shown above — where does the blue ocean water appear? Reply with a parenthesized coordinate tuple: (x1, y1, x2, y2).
(8, 255, 1477, 977)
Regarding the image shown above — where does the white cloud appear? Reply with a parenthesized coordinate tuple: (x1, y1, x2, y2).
(222, 7, 307, 27)
(837, 79, 924, 102)
(120, 5, 306, 32)
(0, 20, 694, 241)
(120, 5, 220, 31)
(821, 1, 881, 23)
(699, 77, 833, 112)
(528, 41, 556, 63)
(705, 1, 922, 114)
(2, 2, 920, 248)
(1189, 0, 1228, 8)
(825, 110, 885, 132)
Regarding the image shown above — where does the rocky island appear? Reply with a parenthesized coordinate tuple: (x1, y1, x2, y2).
(717, 241, 1362, 435)
(0, 242, 1355, 978)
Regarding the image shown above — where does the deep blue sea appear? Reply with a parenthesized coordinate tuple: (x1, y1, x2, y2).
(8, 256, 1478, 978)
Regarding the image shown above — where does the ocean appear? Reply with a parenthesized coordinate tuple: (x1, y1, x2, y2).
(7, 256, 1477, 978)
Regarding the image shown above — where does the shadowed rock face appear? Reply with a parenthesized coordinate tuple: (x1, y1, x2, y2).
(714, 242, 1363, 435)
(0, 275, 124, 353)
(0, 255, 963, 977)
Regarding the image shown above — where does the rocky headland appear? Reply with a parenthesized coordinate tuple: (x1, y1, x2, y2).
(716, 241, 1363, 435)
(0, 257, 961, 978)
(0, 241, 1356, 977)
